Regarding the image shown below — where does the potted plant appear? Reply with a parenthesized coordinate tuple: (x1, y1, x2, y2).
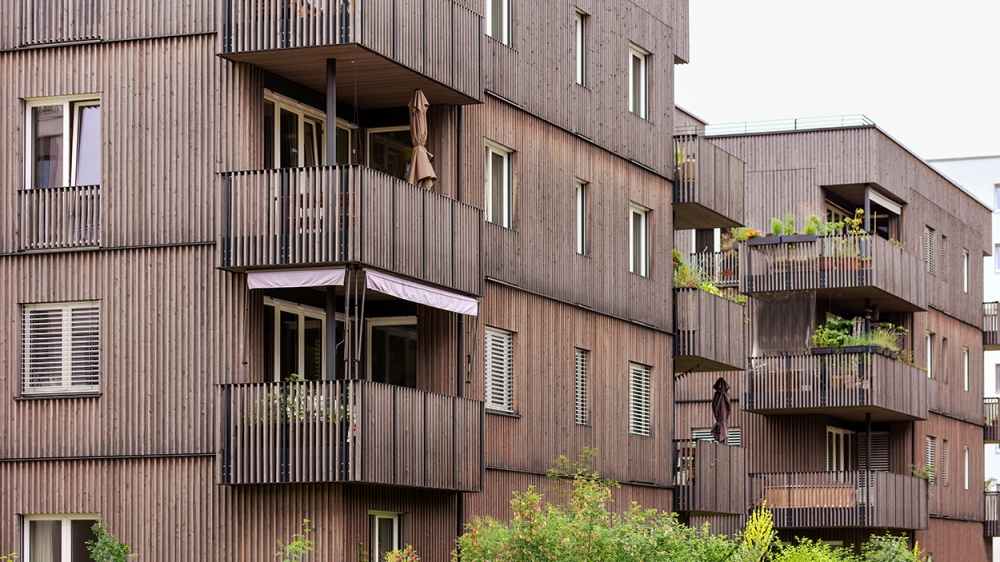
(809, 316, 854, 355)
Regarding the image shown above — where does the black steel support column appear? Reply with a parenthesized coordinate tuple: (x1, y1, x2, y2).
(326, 59, 337, 165)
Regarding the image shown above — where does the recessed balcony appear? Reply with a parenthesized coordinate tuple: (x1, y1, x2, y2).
(985, 302, 1000, 350)
(674, 288, 745, 372)
(673, 439, 746, 515)
(986, 398, 1000, 443)
(673, 135, 745, 230)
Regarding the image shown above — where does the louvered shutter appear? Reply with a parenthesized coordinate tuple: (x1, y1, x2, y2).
(628, 363, 650, 436)
(941, 440, 949, 486)
(692, 427, 740, 446)
(924, 227, 934, 274)
(22, 302, 99, 395)
(574, 348, 588, 425)
(484, 327, 513, 413)
(925, 436, 937, 483)
(858, 431, 890, 471)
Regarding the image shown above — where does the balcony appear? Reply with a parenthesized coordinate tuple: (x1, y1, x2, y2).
(673, 439, 746, 515)
(987, 398, 1000, 443)
(987, 492, 1000, 536)
(750, 471, 927, 529)
(17, 186, 101, 251)
(743, 352, 928, 421)
(740, 235, 926, 312)
(673, 135, 745, 230)
(674, 289, 745, 372)
(985, 302, 1000, 350)
(221, 0, 481, 108)
(689, 251, 738, 288)
(220, 380, 484, 490)
(221, 165, 482, 295)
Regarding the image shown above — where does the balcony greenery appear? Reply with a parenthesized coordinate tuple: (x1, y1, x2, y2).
(674, 249, 747, 305)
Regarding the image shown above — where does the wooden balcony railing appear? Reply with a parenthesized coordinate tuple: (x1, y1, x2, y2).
(673, 135, 745, 230)
(674, 288, 745, 372)
(220, 380, 484, 491)
(985, 302, 1000, 350)
(673, 439, 746, 515)
(18, 186, 101, 251)
(743, 352, 928, 421)
(986, 398, 1000, 443)
(221, 166, 482, 295)
(739, 235, 926, 311)
(750, 471, 927, 529)
(986, 491, 1000, 536)
(20, 0, 101, 46)
(690, 251, 739, 287)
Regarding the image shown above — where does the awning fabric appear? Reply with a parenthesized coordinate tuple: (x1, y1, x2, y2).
(364, 268, 478, 316)
(247, 267, 346, 290)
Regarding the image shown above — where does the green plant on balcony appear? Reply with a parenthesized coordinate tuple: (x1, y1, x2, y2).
(843, 208, 866, 235)
(249, 373, 344, 423)
(674, 254, 747, 305)
(731, 225, 762, 242)
(810, 316, 854, 348)
(909, 463, 935, 483)
(770, 217, 784, 236)
(843, 323, 907, 353)
(889, 237, 906, 249)
(804, 215, 822, 235)
(986, 477, 998, 492)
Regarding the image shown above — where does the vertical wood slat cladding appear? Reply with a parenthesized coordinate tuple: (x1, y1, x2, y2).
(674, 288, 746, 372)
(673, 135, 745, 229)
(916, 518, 991, 562)
(0, 246, 245, 459)
(673, 439, 745, 514)
(18, 0, 101, 45)
(919, 309, 985, 424)
(0, 36, 252, 252)
(17, 185, 101, 250)
(749, 471, 928, 530)
(468, 97, 673, 330)
(743, 352, 928, 421)
(478, 283, 673, 487)
(222, 166, 483, 295)
(917, 412, 985, 521)
(483, 0, 673, 175)
(221, 380, 483, 491)
(672, 0, 689, 64)
(690, 251, 740, 287)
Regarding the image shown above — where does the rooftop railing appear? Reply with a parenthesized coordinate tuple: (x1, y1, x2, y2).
(685, 114, 876, 137)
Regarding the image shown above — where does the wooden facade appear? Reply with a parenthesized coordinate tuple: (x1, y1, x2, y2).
(674, 288, 746, 372)
(673, 134, 745, 229)
(673, 439, 746, 515)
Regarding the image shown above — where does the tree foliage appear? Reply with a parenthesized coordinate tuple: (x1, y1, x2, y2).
(86, 522, 137, 562)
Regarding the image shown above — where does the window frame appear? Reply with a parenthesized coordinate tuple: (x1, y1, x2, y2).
(827, 426, 853, 472)
(964, 446, 970, 490)
(484, 0, 510, 45)
(923, 226, 935, 275)
(484, 326, 514, 413)
(574, 347, 589, 425)
(22, 301, 100, 397)
(926, 331, 934, 379)
(485, 141, 512, 229)
(628, 44, 649, 119)
(629, 202, 650, 277)
(963, 248, 969, 293)
(963, 347, 970, 391)
(263, 297, 332, 382)
(575, 10, 587, 86)
(926, 435, 937, 484)
(575, 178, 587, 255)
(24, 94, 102, 190)
(364, 316, 418, 385)
(370, 511, 401, 560)
(628, 362, 651, 436)
(264, 90, 327, 169)
(941, 439, 949, 486)
(23, 513, 100, 562)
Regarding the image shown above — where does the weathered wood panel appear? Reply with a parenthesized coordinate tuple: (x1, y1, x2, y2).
(17, 185, 100, 250)
(673, 439, 745, 515)
(917, 412, 985, 522)
(674, 135, 745, 229)
(690, 250, 739, 287)
(919, 309, 985, 424)
(674, 288, 746, 372)
(915, 518, 991, 562)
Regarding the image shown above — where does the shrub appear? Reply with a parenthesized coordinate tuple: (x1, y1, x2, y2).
(771, 217, 784, 236)
(773, 537, 856, 562)
(859, 533, 927, 562)
(275, 519, 314, 562)
(86, 522, 136, 562)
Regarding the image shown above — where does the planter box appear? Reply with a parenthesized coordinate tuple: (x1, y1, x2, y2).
(746, 236, 782, 246)
(781, 234, 818, 244)
(809, 346, 838, 356)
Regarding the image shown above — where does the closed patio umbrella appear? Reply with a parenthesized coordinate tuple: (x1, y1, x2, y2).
(711, 377, 731, 444)
(406, 89, 437, 189)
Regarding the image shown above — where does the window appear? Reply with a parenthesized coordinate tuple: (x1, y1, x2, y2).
(926, 331, 934, 379)
(264, 298, 328, 382)
(264, 92, 326, 169)
(925, 436, 937, 483)
(485, 141, 512, 228)
(370, 512, 400, 560)
(924, 226, 935, 274)
(628, 362, 651, 436)
(574, 348, 588, 425)
(628, 44, 649, 119)
(941, 439, 949, 486)
(995, 244, 1000, 272)
(367, 126, 413, 180)
(22, 302, 99, 396)
(940, 235, 948, 282)
(692, 426, 741, 446)
(827, 427, 853, 472)
(366, 317, 417, 388)
(575, 179, 587, 255)
(964, 347, 970, 391)
(964, 446, 970, 490)
(26, 96, 101, 190)
(485, 0, 509, 44)
(963, 249, 970, 293)
(485, 327, 514, 413)
(575, 10, 586, 85)
(23, 514, 98, 561)
(629, 203, 649, 276)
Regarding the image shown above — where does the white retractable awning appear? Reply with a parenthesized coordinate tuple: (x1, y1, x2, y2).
(364, 269, 478, 316)
(246, 267, 347, 290)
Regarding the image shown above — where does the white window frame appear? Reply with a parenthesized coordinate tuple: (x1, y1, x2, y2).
(22, 301, 100, 396)
(924, 226, 935, 275)
(484, 0, 510, 45)
(629, 203, 649, 277)
(24, 94, 101, 190)
(264, 297, 350, 382)
(964, 347, 970, 391)
(926, 331, 934, 379)
(574, 347, 588, 425)
(370, 511, 401, 559)
(334, 117, 357, 165)
(575, 10, 586, 85)
(628, 362, 651, 436)
(926, 435, 937, 483)
(485, 141, 512, 228)
(963, 249, 969, 293)
(485, 326, 514, 413)
(995, 244, 1000, 272)
(264, 90, 327, 168)
(364, 316, 418, 382)
(628, 44, 649, 119)
(827, 426, 853, 472)
(964, 446, 970, 490)
(941, 439, 949, 486)
(23, 514, 100, 561)
(575, 178, 587, 255)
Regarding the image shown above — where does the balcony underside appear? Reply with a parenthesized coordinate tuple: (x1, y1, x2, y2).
(223, 44, 479, 108)
(743, 279, 923, 314)
(674, 355, 743, 374)
(674, 202, 742, 231)
(744, 403, 922, 423)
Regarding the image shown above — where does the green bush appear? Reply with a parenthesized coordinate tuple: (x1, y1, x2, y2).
(810, 316, 855, 348)
(86, 522, 136, 562)
(773, 538, 856, 562)
(859, 534, 927, 562)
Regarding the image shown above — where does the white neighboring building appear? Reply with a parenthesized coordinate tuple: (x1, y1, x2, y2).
(929, 155, 1000, 560)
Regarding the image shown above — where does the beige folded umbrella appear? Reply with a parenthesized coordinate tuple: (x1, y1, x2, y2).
(406, 89, 437, 189)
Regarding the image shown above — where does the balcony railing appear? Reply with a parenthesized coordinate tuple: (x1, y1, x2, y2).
(20, 0, 102, 46)
(987, 398, 1000, 443)
(673, 439, 746, 515)
(18, 186, 101, 251)
(740, 235, 926, 311)
(987, 492, 1000, 536)
(220, 380, 484, 491)
(985, 302, 999, 350)
(743, 352, 928, 421)
(750, 471, 927, 529)
(221, 165, 482, 295)
(674, 288, 745, 372)
(673, 135, 745, 230)
(690, 251, 738, 287)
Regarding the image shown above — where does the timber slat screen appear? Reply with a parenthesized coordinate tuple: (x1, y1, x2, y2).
(690, 251, 739, 287)
(673, 439, 746, 515)
(986, 398, 1000, 443)
(986, 492, 1000, 536)
(673, 135, 745, 230)
(984, 302, 999, 350)
(739, 235, 927, 310)
(18, 186, 101, 251)
(222, 166, 482, 295)
(744, 352, 928, 420)
(220, 380, 484, 491)
(674, 288, 745, 371)
(20, 0, 101, 45)
(749, 471, 927, 529)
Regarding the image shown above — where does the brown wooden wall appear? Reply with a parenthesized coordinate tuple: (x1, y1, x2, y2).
(917, 412, 985, 522)
(468, 97, 674, 331)
(477, 282, 673, 487)
(482, 0, 677, 176)
(919, 309, 986, 424)
(915, 518, 991, 562)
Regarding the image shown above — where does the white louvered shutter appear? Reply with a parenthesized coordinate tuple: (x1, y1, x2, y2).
(574, 348, 588, 425)
(692, 427, 740, 446)
(484, 327, 513, 413)
(22, 302, 100, 395)
(858, 431, 890, 471)
(924, 227, 934, 274)
(628, 362, 650, 436)
(925, 436, 936, 483)
(941, 440, 949, 486)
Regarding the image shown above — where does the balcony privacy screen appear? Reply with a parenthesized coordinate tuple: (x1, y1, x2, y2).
(752, 293, 817, 356)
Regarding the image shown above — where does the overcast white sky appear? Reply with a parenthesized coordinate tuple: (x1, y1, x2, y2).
(674, 0, 1000, 160)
